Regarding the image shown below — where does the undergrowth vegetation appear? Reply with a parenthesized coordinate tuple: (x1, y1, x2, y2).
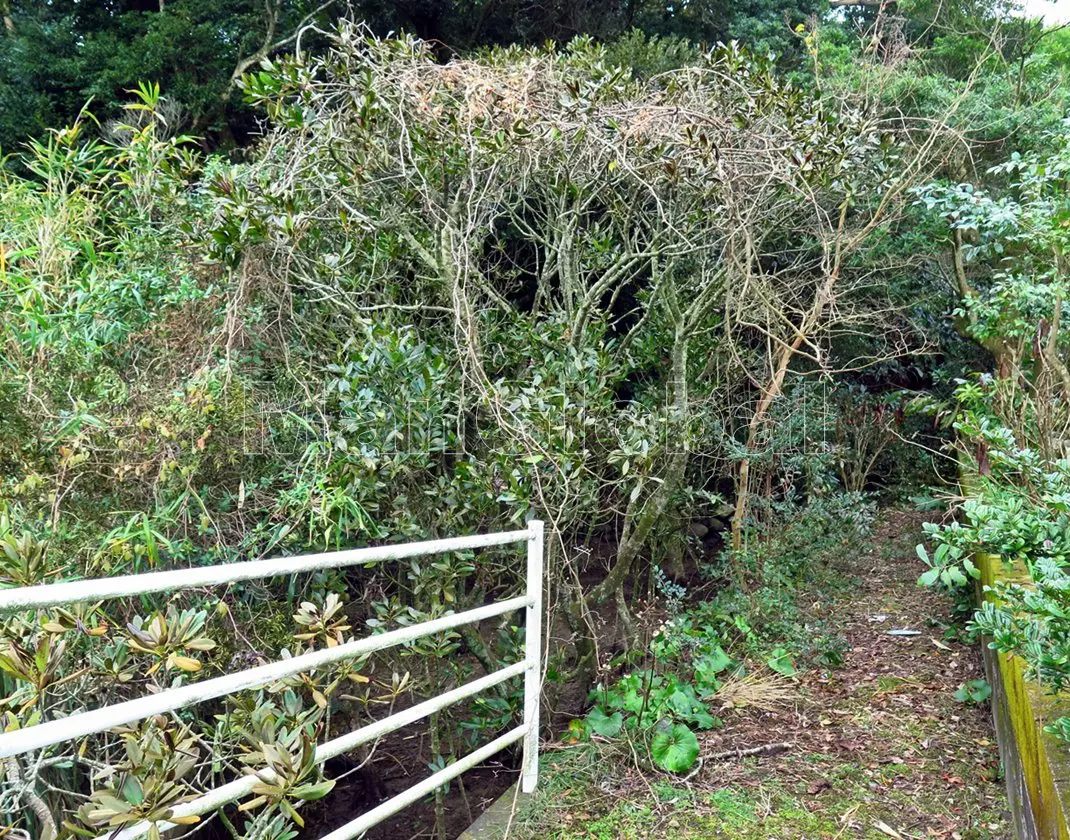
(574, 495, 873, 774)
(915, 111, 1070, 745)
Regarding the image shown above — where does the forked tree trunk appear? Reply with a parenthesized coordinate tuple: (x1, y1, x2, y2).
(581, 313, 692, 650)
(730, 330, 808, 552)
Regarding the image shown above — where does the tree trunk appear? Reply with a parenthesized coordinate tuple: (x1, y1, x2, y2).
(587, 319, 691, 607)
(730, 330, 808, 552)
(951, 228, 1013, 376)
(5, 756, 56, 840)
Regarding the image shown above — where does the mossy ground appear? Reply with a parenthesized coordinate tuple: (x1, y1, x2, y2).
(511, 511, 1011, 839)
(517, 752, 1006, 839)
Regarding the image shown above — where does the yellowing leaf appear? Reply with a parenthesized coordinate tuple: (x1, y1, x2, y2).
(170, 655, 202, 673)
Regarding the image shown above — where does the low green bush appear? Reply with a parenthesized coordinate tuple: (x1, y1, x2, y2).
(573, 492, 874, 774)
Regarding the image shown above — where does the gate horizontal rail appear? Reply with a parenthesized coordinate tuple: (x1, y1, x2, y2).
(0, 520, 545, 840)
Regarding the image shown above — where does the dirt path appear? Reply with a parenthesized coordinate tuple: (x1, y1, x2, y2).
(516, 510, 1011, 839)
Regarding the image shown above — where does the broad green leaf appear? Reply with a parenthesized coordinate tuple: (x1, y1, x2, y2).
(766, 648, 796, 677)
(586, 707, 623, 738)
(293, 779, 337, 801)
(918, 567, 940, 587)
(650, 723, 699, 773)
(121, 776, 144, 806)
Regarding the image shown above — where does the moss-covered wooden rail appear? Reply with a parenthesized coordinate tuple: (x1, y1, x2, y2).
(979, 552, 1070, 839)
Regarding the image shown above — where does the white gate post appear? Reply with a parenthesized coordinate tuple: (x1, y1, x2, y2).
(521, 518, 544, 793)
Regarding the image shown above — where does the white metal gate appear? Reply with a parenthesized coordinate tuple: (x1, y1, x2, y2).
(0, 520, 545, 840)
